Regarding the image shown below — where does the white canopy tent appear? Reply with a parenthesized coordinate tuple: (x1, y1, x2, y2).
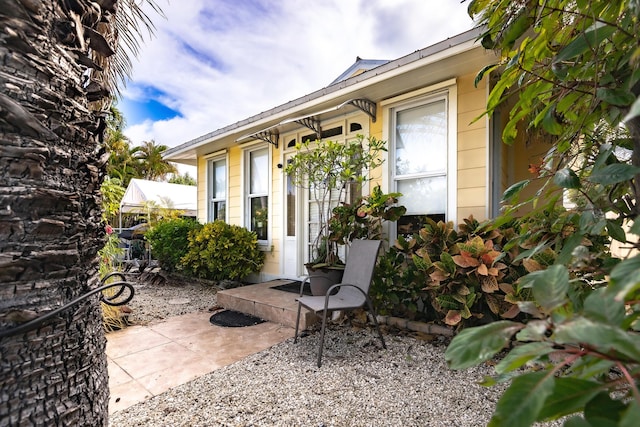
(118, 178, 197, 230)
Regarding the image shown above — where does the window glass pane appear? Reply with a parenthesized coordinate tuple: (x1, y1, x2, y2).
(397, 176, 446, 215)
(250, 196, 268, 241)
(214, 160, 226, 199)
(208, 158, 226, 223)
(395, 100, 446, 176)
(250, 149, 268, 194)
(214, 201, 226, 221)
(286, 174, 295, 237)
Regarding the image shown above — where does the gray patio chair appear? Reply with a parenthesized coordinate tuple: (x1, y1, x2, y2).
(294, 239, 386, 367)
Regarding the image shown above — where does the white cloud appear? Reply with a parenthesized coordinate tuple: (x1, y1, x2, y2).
(121, 0, 475, 151)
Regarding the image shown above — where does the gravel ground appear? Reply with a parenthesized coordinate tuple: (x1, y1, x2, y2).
(125, 272, 220, 325)
(109, 273, 561, 427)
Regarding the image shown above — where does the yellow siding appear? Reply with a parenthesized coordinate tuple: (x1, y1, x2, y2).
(458, 128, 486, 150)
(197, 157, 207, 223)
(458, 167, 486, 188)
(458, 148, 485, 169)
(456, 71, 487, 224)
(368, 108, 384, 192)
(369, 107, 383, 140)
(228, 146, 242, 225)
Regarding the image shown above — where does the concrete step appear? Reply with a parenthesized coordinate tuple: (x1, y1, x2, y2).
(217, 280, 317, 330)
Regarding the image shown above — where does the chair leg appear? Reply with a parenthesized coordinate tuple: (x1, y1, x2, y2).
(294, 302, 302, 343)
(317, 308, 329, 368)
(366, 297, 386, 349)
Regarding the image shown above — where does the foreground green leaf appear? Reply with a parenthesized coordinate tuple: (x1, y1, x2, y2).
(588, 164, 640, 185)
(553, 22, 616, 63)
(488, 371, 554, 427)
(608, 255, 640, 301)
(584, 392, 627, 427)
(623, 96, 640, 122)
(445, 321, 524, 370)
(583, 288, 625, 326)
(620, 401, 640, 427)
(495, 342, 554, 374)
(554, 168, 581, 189)
(563, 416, 592, 427)
(537, 378, 603, 421)
(519, 265, 569, 312)
(502, 180, 529, 203)
(553, 317, 640, 362)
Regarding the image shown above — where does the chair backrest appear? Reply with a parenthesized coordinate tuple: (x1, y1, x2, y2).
(338, 239, 381, 300)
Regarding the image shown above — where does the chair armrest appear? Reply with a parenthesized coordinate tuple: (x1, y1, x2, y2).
(323, 283, 367, 311)
(299, 275, 311, 296)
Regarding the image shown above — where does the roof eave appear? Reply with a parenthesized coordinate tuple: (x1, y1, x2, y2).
(164, 26, 485, 162)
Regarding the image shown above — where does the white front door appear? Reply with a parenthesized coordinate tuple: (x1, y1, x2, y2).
(282, 153, 302, 278)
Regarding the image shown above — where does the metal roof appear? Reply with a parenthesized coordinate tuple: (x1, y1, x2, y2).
(164, 27, 489, 164)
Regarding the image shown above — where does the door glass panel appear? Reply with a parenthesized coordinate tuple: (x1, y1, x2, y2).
(286, 174, 296, 237)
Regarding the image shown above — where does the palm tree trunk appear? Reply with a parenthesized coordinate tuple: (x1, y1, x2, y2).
(0, 1, 114, 424)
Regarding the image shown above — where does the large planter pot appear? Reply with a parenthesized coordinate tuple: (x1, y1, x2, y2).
(306, 265, 344, 296)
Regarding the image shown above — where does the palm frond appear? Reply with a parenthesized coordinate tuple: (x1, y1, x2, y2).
(107, 0, 166, 95)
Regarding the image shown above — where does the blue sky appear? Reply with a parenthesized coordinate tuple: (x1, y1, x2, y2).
(120, 0, 475, 152)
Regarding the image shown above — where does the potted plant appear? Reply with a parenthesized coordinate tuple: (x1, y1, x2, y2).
(328, 185, 407, 244)
(285, 134, 386, 295)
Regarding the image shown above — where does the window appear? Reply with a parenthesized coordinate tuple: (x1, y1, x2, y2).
(393, 97, 448, 235)
(207, 157, 226, 222)
(247, 147, 269, 242)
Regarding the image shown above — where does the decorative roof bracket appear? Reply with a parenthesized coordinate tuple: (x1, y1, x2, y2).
(250, 128, 279, 148)
(346, 98, 376, 122)
(294, 116, 321, 139)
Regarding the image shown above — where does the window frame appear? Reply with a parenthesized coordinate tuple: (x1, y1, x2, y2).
(382, 81, 458, 238)
(206, 155, 227, 223)
(243, 144, 271, 248)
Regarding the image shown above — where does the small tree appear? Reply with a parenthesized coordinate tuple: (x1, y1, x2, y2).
(169, 171, 196, 186)
(284, 135, 386, 267)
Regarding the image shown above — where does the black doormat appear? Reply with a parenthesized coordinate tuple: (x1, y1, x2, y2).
(209, 310, 266, 327)
(271, 280, 312, 296)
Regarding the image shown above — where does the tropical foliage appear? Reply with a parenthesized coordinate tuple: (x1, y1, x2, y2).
(181, 221, 265, 281)
(372, 210, 612, 327)
(133, 139, 178, 181)
(285, 135, 387, 267)
(145, 217, 203, 272)
(100, 176, 126, 226)
(105, 122, 178, 186)
(169, 171, 197, 186)
(328, 185, 406, 245)
(98, 229, 127, 332)
(445, 1, 640, 425)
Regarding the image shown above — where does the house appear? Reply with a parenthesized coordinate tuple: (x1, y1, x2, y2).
(163, 27, 547, 282)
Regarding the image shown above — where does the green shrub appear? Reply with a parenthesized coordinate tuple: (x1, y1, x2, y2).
(373, 209, 614, 328)
(145, 217, 202, 272)
(181, 220, 265, 281)
(371, 246, 430, 320)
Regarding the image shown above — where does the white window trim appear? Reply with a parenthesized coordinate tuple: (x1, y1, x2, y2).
(206, 152, 228, 223)
(242, 142, 271, 249)
(382, 81, 457, 235)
